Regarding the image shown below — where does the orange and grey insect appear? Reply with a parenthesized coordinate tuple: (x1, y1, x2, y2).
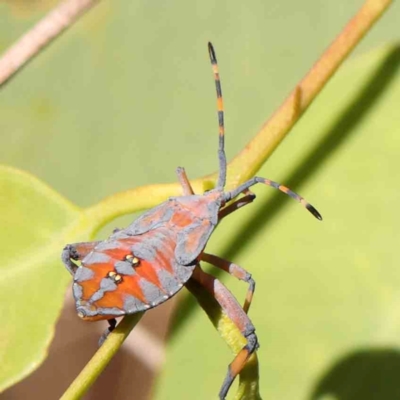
(62, 43, 321, 399)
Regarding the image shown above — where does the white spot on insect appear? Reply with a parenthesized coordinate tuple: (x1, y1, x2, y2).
(125, 254, 140, 266)
(107, 271, 123, 283)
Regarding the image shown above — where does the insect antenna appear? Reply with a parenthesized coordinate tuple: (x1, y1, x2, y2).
(208, 42, 227, 190)
(225, 177, 322, 220)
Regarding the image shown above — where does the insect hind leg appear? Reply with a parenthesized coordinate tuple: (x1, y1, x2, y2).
(200, 252, 255, 314)
(190, 266, 259, 399)
(220, 330, 258, 399)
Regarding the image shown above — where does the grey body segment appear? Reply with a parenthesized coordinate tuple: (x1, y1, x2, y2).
(124, 295, 148, 313)
(90, 278, 118, 302)
(100, 277, 117, 291)
(125, 201, 176, 235)
(139, 279, 167, 307)
(77, 305, 125, 318)
(175, 221, 216, 266)
(170, 260, 195, 285)
(73, 282, 83, 300)
(157, 269, 182, 295)
(115, 261, 136, 276)
(130, 242, 157, 261)
(173, 193, 222, 226)
(94, 239, 125, 252)
(82, 251, 111, 265)
(74, 266, 94, 282)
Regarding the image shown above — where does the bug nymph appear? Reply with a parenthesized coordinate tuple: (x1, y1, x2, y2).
(62, 42, 321, 399)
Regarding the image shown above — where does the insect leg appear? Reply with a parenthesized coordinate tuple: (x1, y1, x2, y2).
(191, 266, 259, 399)
(200, 253, 255, 314)
(176, 166, 195, 195)
(98, 318, 117, 346)
(224, 176, 322, 220)
(61, 241, 101, 276)
(218, 190, 256, 220)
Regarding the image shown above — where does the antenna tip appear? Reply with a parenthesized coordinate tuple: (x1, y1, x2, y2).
(208, 42, 217, 63)
(306, 203, 323, 221)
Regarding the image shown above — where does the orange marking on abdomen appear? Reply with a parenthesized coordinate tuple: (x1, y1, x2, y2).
(80, 263, 112, 300)
(80, 279, 100, 301)
(135, 259, 163, 291)
(154, 248, 174, 274)
(95, 289, 125, 309)
(121, 274, 148, 304)
(103, 247, 131, 260)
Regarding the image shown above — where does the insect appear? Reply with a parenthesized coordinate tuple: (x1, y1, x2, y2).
(62, 43, 321, 399)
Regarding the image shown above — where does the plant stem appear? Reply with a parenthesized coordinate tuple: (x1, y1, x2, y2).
(83, 179, 214, 235)
(0, 0, 100, 87)
(60, 314, 142, 400)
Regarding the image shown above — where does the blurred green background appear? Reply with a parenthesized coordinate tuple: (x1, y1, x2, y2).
(1, 0, 400, 399)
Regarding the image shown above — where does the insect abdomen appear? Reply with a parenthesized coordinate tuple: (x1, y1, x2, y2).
(73, 226, 196, 320)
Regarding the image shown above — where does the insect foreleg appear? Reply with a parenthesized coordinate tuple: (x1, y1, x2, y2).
(61, 241, 101, 276)
(200, 253, 255, 314)
(218, 190, 256, 220)
(190, 266, 259, 399)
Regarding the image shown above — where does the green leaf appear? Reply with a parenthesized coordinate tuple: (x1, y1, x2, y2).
(0, 164, 176, 394)
(155, 45, 400, 399)
(0, 166, 79, 391)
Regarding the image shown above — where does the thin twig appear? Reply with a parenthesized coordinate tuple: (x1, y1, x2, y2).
(60, 314, 142, 400)
(0, 0, 100, 87)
